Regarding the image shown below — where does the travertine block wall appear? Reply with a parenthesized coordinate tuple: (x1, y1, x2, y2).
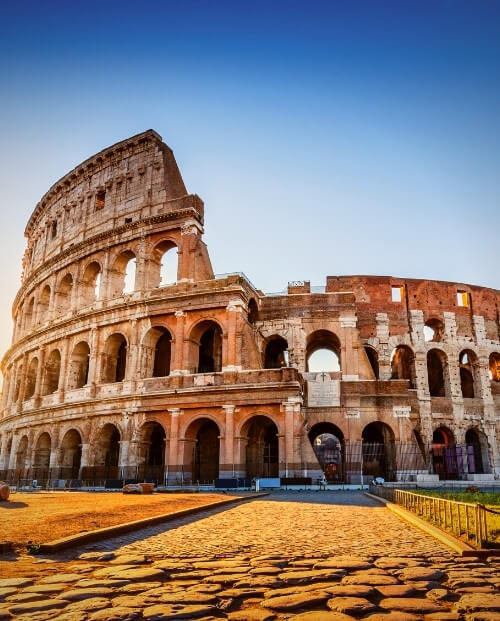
(0, 131, 499, 481)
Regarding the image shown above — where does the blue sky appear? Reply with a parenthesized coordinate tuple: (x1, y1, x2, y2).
(0, 1, 499, 360)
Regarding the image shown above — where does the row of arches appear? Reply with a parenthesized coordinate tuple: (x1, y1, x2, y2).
(1, 415, 280, 483)
(16, 242, 178, 337)
(309, 422, 491, 482)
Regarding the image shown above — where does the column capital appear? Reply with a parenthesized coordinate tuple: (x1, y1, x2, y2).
(168, 408, 181, 416)
(174, 310, 185, 318)
(226, 299, 245, 313)
(222, 404, 236, 414)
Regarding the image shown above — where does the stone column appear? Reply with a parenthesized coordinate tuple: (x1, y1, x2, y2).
(79, 443, 90, 478)
(178, 220, 202, 282)
(33, 346, 46, 407)
(7, 435, 19, 471)
(0, 435, 10, 471)
(340, 314, 359, 380)
(57, 338, 71, 402)
(222, 405, 235, 477)
(223, 301, 245, 372)
(86, 328, 100, 392)
(171, 311, 188, 375)
(16, 353, 29, 412)
(124, 320, 139, 391)
(376, 313, 391, 380)
(167, 408, 181, 483)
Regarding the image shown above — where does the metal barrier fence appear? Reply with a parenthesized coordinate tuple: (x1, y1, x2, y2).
(369, 485, 498, 549)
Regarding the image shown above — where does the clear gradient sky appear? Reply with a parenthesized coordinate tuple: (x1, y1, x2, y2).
(0, 1, 499, 368)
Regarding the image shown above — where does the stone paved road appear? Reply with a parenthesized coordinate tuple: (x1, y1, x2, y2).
(0, 491, 499, 620)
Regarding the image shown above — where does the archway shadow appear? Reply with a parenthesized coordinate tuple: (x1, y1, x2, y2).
(261, 490, 379, 507)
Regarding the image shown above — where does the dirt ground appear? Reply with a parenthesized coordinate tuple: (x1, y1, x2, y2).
(0, 491, 231, 548)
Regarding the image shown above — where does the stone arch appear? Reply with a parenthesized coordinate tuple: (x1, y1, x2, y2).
(93, 423, 121, 475)
(136, 421, 166, 481)
(308, 422, 344, 482)
(24, 296, 35, 332)
(188, 320, 223, 373)
(391, 345, 415, 388)
(37, 285, 51, 325)
(364, 346, 379, 379)
(152, 239, 178, 287)
(102, 333, 127, 383)
(362, 422, 396, 481)
(247, 299, 258, 324)
(59, 429, 82, 479)
(489, 352, 500, 382)
(465, 428, 490, 475)
(15, 435, 29, 470)
(431, 426, 458, 480)
(459, 349, 479, 398)
(183, 417, 220, 483)
(240, 415, 279, 479)
(427, 349, 449, 397)
(109, 250, 137, 297)
(33, 432, 51, 476)
(263, 335, 288, 369)
(42, 349, 61, 395)
(24, 356, 38, 400)
(55, 273, 73, 315)
(81, 261, 102, 305)
(423, 318, 444, 343)
(306, 330, 341, 372)
(142, 326, 172, 378)
(67, 341, 90, 389)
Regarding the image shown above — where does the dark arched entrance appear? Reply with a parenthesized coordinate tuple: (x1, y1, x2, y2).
(138, 422, 166, 482)
(191, 419, 220, 483)
(362, 422, 396, 481)
(431, 427, 459, 480)
(308, 423, 344, 482)
(465, 429, 486, 475)
(243, 416, 279, 478)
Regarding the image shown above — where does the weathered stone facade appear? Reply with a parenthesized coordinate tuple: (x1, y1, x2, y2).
(0, 129, 499, 485)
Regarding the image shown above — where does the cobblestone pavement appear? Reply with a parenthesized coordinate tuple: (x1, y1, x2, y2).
(0, 492, 499, 620)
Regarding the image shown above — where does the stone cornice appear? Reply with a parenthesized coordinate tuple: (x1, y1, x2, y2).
(15, 200, 203, 311)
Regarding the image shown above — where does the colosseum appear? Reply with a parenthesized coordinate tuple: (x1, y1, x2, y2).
(0, 129, 499, 488)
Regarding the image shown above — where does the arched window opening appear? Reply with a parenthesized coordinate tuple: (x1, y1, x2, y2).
(364, 346, 379, 379)
(362, 422, 396, 482)
(489, 352, 500, 382)
(427, 349, 447, 397)
(137, 422, 166, 482)
(16, 436, 29, 470)
(102, 334, 127, 383)
(308, 422, 344, 483)
(459, 350, 476, 398)
(264, 336, 288, 369)
(390, 346, 415, 388)
(43, 349, 61, 395)
(151, 240, 178, 288)
(25, 297, 35, 332)
(33, 432, 51, 476)
(60, 429, 82, 479)
(55, 274, 73, 315)
(123, 257, 136, 294)
(38, 285, 51, 325)
(423, 318, 444, 343)
(110, 250, 136, 297)
(431, 426, 458, 480)
(248, 299, 258, 324)
(68, 341, 90, 389)
(153, 330, 172, 377)
(306, 330, 341, 373)
(196, 323, 222, 373)
(81, 262, 102, 305)
(242, 416, 279, 479)
(24, 357, 38, 400)
(186, 418, 220, 484)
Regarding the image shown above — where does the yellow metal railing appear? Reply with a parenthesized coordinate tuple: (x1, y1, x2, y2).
(369, 485, 497, 549)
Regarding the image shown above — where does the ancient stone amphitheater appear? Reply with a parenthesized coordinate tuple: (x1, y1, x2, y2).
(0, 129, 499, 487)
